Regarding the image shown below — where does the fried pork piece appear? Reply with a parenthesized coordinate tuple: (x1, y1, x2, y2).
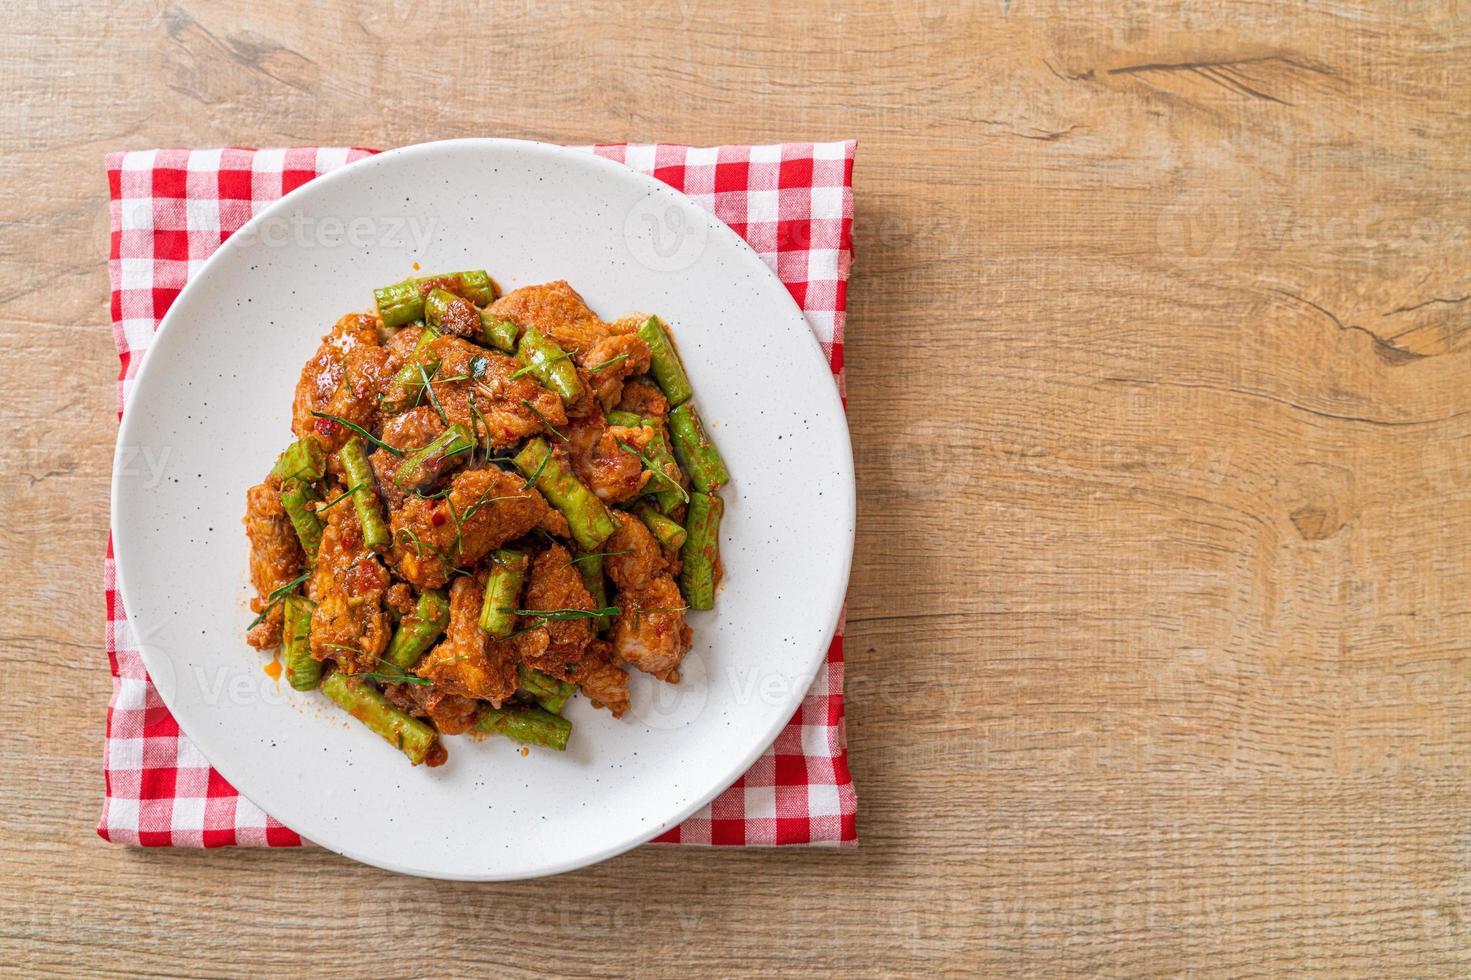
(384, 582, 416, 618)
(415, 575, 519, 706)
(369, 406, 446, 509)
(417, 335, 566, 448)
(581, 332, 652, 412)
(486, 279, 613, 355)
(324, 344, 391, 446)
(517, 543, 597, 677)
(559, 385, 600, 421)
(604, 513, 667, 591)
(382, 324, 426, 372)
(616, 378, 669, 421)
(387, 466, 562, 589)
(487, 283, 656, 417)
(307, 497, 392, 673)
(383, 404, 445, 451)
(565, 408, 654, 504)
(291, 312, 390, 454)
(572, 639, 630, 717)
(243, 478, 304, 649)
(611, 574, 691, 681)
(383, 680, 483, 736)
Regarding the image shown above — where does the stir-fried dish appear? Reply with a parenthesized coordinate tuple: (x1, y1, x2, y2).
(243, 273, 728, 766)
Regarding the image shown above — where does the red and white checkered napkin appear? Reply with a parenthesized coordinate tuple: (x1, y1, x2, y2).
(101, 142, 857, 848)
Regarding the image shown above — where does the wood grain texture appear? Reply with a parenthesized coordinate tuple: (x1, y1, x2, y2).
(3, 0, 1470, 975)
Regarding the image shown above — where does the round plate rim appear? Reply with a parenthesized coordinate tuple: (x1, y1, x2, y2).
(109, 137, 855, 879)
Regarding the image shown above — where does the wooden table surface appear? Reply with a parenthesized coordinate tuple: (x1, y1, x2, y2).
(5, 1, 1470, 975)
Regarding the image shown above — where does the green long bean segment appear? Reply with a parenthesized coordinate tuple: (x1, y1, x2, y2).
(572, 550, 612, 634)
(279, 478, 324, 559)
(374, 270, 496, 328)
(374, 280, 423, 329)
(625, 416, 686, 514)
(478, 549, 529, 637)
(282, 595, 322, 692)
(339, 437, 391, 551)
(668, 403, 729, 493)
(516, 323, 584, 404)
(679, 491, 723, 610)
(635, 502, 688, 551)
(271, 438, 326, 483)
(321, 671, 441, 765)
(480, 311, 519, 352)
(426, 269, 496, 306)
(424, 287, 481, 336)
(605, 410, 643, 428)
(513, 438, 618, 551)
(392, 424, 474, 489)
(476, 703, 572, 751)
(517, 664, 576, 715)
(637, 315, 693, 407)
(384, 589, 451, 671)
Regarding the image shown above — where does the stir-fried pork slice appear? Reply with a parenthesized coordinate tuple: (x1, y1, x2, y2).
(616, 378, 669, 421)
(565, 408, 654, 504)
(292, 312, 389, 453)
(415, 335, 566, 448)
(384, 582, 416, 618)
(486, 280, 613, 355)
(307, 495, 392, 673)
(605, 314, 647, 337)
(604, 513, 668, 592)
(415, 575, 519, 706)
(321, 344, 391, 451)
(383, 404, 446, 450)
(517, 544, 597, 676)
(611, 574, 691, 681)
(580, 332, 652, 412)
(383, 680, 483, 736)
(485, 284, 657, 417)
(243, 478, 304, 649)
(382, 324, 426, 371)
(388, 466, 562, 589)
(572, 640, 631, 717)
(369, 406, 446, 509)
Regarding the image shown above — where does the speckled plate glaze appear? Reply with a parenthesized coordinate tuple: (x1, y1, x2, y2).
(110, 139, 854, 879)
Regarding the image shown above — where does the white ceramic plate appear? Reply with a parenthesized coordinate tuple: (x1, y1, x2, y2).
(110, 139, 854, 879)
